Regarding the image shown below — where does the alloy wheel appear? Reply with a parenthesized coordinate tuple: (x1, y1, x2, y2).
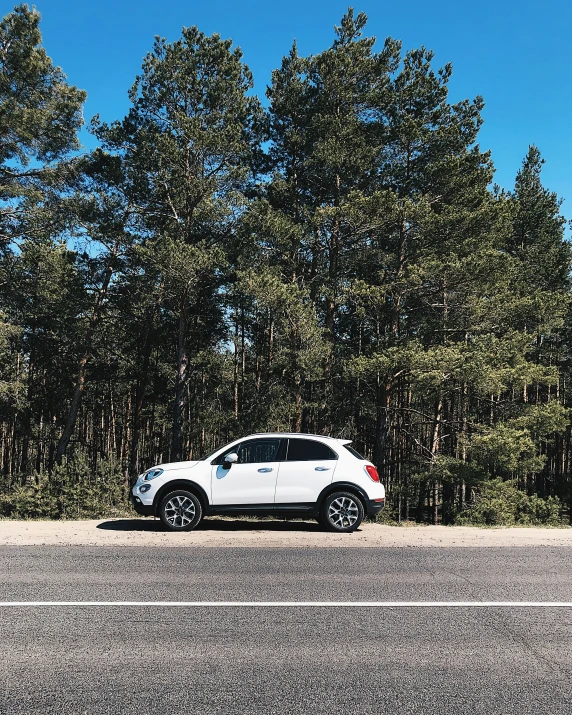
(327, 496, 359, 529)
(164, 495, 196, 528)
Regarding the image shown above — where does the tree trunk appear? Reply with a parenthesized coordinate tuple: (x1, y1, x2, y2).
(374, 375, 391, 470)
(54, 353, 89, 466)
(430, 395, 443, 524)
(128, 305, 159, 479)
(233, 309, 239, 418)
(171, 296, 189, 462)
(55, 244, 118, 466)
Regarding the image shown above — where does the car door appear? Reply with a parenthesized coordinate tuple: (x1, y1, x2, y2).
(274, 438, 338, 504)
(211, 437, 283, 506)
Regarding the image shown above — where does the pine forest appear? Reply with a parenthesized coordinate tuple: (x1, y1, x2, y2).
(1, 4, 571, 525)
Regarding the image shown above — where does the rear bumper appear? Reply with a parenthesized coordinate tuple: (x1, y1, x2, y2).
(130, 493, 155, 517)
(365, 498, 385, 518)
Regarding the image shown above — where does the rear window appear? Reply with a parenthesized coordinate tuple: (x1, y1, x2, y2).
(343, 444, 365, 460)
(286, 438, 337, 461)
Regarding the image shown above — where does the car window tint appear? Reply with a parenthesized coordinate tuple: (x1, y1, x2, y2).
(211, 445, 238, 465)
(343, 444, 365, 460)
(236, 439, 281, 464)
(286, 438, 337, 461)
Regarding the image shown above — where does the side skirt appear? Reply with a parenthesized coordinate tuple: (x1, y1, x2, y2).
(206, 503, 317, 518)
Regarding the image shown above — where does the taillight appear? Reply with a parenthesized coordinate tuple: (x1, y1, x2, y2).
(365, 465, 380, 482)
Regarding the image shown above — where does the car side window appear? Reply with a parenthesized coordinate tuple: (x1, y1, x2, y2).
(235, 439, 281, 464)
(286, 438, 337, 461)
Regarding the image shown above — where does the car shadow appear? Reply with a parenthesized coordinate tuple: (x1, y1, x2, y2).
(96, 518, 339, 533)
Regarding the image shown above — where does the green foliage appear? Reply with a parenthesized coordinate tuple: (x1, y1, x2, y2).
(0, 6, 571, 524)
(0, 5, 85, 164)
(0, 4, 86, 242)
(0, 450, 128, 519)
(91, 24, 263, 239)
(371, 501, 400, 525)
(456, 479, 564, 526)
(469, 424, 546, 475)
(0, 311, 23, 403)
(415, 456, 487, 486)
(90, 23, 265, 461)
(509, 146, 571, 292)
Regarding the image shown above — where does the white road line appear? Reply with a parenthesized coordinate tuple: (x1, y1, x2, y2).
(0, 601, 572, 607)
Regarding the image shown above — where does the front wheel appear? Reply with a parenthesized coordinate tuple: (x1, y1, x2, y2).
(321, 491, 364, 532)
(159, 490, 203, 532)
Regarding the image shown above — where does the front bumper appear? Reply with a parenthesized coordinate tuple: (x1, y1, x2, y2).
(365, 498, 385, 518)
(130, 493, 155, 517)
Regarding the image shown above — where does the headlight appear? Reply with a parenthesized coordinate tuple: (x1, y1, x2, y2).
(144, 468, 164, 481)
(139, 483, 152, 493)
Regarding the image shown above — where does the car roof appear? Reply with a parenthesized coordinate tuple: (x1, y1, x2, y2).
(246, 432, 351, 445)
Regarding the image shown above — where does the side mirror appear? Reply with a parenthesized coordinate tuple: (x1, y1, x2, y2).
(223, 452, 238, 467)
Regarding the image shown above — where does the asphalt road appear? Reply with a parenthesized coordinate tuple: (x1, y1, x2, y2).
(1, 546, 572, 714)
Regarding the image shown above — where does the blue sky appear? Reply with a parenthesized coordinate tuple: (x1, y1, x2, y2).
(12, 0, 572, 211)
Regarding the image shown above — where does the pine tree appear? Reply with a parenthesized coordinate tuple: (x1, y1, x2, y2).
(54, 151, 132, 465)
(510, 146, 570, 291)
(0, 4, 85, 474)
(1, 6, 571, 526)
(0, 4, 86, 244)
(506, 146, 572, 502)
(93, 27, 264, 462)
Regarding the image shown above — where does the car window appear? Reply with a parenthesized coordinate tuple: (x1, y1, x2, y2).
(343, 444, 365, 460)
(236, 439, 281, 464)
(286, 438, 337, 461)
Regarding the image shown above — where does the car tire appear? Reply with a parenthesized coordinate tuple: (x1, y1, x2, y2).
(321, 491, 364, 532)
(159, 490, 203, 532)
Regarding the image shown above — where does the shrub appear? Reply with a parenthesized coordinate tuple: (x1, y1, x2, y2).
(455, 479, 564, 526)
(0, 450, 130, 519)
(371, 498, 399, 525)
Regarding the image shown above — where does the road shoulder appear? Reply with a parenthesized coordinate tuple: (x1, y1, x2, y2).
(0, 518, 571, 547)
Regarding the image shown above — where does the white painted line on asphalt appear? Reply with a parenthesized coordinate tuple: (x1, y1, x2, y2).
(1, 601, 572, 607)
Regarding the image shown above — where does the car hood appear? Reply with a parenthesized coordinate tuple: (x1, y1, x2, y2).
(156, 460, 202, 472)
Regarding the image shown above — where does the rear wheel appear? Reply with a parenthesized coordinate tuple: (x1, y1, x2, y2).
(159, 490, 202, 532)
(321, 491, 364, 532)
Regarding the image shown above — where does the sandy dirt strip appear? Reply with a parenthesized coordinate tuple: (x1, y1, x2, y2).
(0, 518, 571, 547)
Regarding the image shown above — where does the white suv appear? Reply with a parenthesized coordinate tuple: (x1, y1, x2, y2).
(131, 433, 385, 533)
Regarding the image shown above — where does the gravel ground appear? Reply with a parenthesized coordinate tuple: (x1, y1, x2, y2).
(0, 517, 571, 547)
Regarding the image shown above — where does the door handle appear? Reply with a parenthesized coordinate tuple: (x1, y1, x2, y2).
(315, 467, 331, 471)
(258, 467, 273, 473)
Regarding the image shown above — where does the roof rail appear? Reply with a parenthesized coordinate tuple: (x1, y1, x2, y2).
(248, 432, 338, 440)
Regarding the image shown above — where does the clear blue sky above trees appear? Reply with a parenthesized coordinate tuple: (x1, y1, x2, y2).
(21, 0, 572, 209)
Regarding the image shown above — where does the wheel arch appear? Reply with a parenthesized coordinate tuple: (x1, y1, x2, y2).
(153, 480, 210, 515)
(317, 482, 368, 511)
